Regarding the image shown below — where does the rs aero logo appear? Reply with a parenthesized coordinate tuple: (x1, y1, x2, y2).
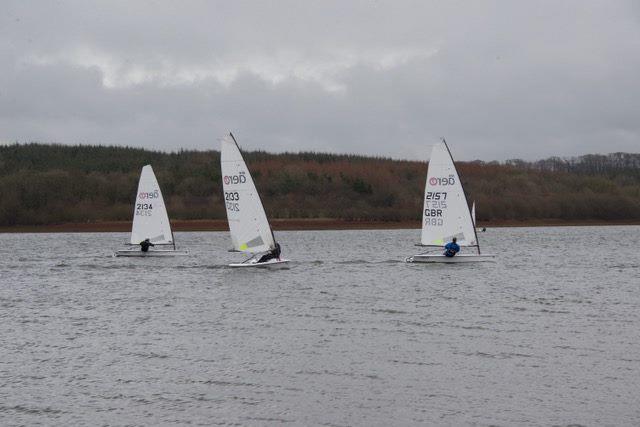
(224, 171, 246, 185)
(429, 175, 455, 186)
(138, 190, 159, 199)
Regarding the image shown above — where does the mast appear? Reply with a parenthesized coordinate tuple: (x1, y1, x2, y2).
(441, 137, 481, 255)
(229, 131, 238, 146)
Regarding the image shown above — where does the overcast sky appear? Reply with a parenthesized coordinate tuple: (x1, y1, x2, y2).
(1, 1, 639, 161)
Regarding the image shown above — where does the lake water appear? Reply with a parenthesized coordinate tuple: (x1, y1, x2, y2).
(0, 226, 639, 426)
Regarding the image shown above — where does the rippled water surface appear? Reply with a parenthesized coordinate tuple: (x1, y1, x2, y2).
(1, 227, 639, 426)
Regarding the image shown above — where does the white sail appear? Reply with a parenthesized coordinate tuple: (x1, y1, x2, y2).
(221, 133, 275, 254)
(420, 141, 478, 247)
(130, 165, 174, 245)
(471, 201, 476, 226)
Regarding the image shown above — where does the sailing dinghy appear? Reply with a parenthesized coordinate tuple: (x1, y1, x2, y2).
(114, 165, 188, 257)
(405, 139, 494, 263)
(221, 133, 289, 268)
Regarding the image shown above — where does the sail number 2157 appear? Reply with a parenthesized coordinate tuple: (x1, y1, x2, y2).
(425, 191, 447, 200)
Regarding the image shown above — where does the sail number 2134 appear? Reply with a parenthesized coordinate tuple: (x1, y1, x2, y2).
(135, 203, 153, 216)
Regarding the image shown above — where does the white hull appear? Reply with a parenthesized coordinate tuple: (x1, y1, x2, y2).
(405, 253, 495, 263)
(228, 258, 290, 268)
(114, 248, 189, 257)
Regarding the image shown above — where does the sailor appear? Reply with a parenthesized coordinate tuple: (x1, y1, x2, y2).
(140, 238, 155, 252)
(443, 237, 460, 257)
(258, 242, 281, 263)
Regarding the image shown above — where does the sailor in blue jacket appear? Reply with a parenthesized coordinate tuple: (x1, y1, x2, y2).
(444, 237, 460, 257)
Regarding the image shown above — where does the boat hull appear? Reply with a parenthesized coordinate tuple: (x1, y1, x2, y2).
(405, 253, 495, 263)
(228, 258, 290, 268)
(114, 249, 189, 257)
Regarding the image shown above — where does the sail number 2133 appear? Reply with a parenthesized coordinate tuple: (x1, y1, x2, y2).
(225, 192, 240, 212)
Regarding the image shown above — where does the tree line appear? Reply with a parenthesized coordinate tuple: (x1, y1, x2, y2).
(0, 143, 639, 226)
(506, 152, 640, 176)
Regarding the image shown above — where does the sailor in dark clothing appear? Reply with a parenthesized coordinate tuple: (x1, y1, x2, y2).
(258, 242, 281, 263)
(140, 238, 155, 252)
(443, 237, 460, 257)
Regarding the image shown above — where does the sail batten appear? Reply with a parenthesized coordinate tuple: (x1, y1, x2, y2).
(221, 133, 275, 254)
(420, 141, 478, 248)
(130, 165, 173, 245)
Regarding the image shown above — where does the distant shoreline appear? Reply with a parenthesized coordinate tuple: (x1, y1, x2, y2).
(0, 218, 638, 233)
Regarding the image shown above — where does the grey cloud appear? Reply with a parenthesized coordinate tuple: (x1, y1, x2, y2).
(1, 0, 639, 160)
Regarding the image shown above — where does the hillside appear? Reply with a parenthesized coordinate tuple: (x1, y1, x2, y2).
(0, 143, 639, 226)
